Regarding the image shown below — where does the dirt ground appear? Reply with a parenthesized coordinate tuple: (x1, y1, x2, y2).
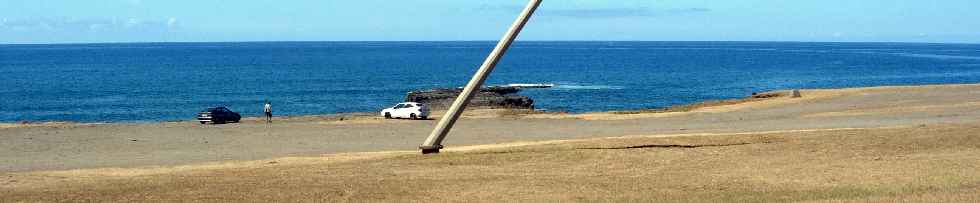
(2, 124, 978, 202)
(2, 84, 979, 173)
(1, 84, 980, 201)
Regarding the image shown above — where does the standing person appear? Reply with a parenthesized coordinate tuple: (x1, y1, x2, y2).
(264, 101, 272, 123)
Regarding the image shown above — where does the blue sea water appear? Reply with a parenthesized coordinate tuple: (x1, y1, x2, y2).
(2, 41, 980, 123)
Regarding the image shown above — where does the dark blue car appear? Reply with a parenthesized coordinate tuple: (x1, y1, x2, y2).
(197, 107, 241, 124)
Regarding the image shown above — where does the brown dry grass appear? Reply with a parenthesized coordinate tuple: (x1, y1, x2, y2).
(804, 101, 980, 118)
(520, 91, 794, 120)
(611, 92, 786, 115)
(3, 124, 979, 202)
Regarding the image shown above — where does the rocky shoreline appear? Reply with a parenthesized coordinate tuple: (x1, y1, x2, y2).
(405, 86, 535, 110)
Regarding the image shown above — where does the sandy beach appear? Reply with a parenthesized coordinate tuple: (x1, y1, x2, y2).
(2, 84, 979, 201)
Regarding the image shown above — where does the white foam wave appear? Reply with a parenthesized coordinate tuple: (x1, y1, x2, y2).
(505, 83, 555, 88)
(552, 84, 625, 90)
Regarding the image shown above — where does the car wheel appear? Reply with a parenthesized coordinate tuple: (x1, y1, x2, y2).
(385, 112, 392, 119)
(421, 116, 428, 120)
(410, 113, 417, 120)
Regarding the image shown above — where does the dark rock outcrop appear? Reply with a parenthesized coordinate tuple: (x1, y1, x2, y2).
(406, 86, 534, 110)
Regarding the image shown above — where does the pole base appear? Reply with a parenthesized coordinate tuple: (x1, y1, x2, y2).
(420, 145, 443, 154)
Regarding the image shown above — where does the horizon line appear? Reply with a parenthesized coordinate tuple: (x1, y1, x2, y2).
(2, 40, 978, 46)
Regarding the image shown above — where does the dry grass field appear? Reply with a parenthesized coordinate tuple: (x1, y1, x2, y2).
(3, 123, 978, 202)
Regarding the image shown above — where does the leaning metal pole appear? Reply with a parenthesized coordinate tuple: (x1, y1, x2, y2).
(420, 0, 542, 154)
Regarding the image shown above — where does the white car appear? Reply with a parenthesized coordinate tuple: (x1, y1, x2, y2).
(381, 102, 430, 120)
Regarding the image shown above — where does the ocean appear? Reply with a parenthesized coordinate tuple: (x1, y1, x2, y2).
(2, 41, 980, 123)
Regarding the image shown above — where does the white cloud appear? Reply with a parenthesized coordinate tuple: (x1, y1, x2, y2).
(89, 24, 106, 31)
(37, 22, 55, 30)
(166, 17, 178, 28)
(474, 4, 711, 19)
(1, 16, 183, 43)
(125, 18, 142, 28)
(547, 7, 711, 18)
(1, 17, 176, 35)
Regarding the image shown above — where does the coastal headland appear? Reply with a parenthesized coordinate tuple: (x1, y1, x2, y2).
(2, 84, 979, 201)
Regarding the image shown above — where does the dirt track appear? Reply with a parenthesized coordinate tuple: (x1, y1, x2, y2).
(2, 84, 979, 172)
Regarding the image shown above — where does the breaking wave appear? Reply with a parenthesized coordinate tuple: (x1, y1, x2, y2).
(551, 84, 625, 90)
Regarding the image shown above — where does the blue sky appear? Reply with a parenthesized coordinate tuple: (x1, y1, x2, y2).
(1, 0, 978, 44)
